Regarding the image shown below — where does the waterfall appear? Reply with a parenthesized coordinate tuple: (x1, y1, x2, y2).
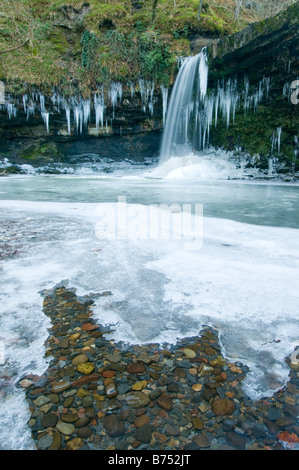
(159, 46, 275, 166)
(159, 49, 209, 163)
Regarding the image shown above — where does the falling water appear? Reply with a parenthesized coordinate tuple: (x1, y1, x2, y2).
(159, 46, 275, 166)
(159, 50, 209, 163)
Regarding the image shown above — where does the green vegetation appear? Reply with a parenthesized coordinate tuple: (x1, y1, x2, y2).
(0, 0, 264, 93)
(209, 98, 299, 172)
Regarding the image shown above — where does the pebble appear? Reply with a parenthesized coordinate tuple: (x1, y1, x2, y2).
(183, 348, 197, 359)
(37, 434, 53, 450)
(104, 414, 125, 437)
(212, 398, 236, 416)
(72, 354, 89, 366)
(56, 421, 75, 436)
(20, 285, 299, 451)
(135, 424, 152, 443)
(122, 391, 150, 408)
(76, 362, 95, 375)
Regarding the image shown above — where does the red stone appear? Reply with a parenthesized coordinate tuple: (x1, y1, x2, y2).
(126, 362, 147, 374)
(72, 373, 100, 387)
(81, 323, 98, 331)
(278, 432, 299, 444)
(102, 370, 117, 378)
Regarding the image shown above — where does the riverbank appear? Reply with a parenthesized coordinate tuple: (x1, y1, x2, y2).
(17, 284, 299, 451)
(1, 157, 299, 183)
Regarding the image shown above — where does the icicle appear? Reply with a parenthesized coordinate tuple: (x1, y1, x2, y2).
(7, 103, 17, 119)
(74, 103, 83, 134)
(41, 112, 49, 134)
(128, 81, 135, 99)
(198, 49, 208, 99)
(161, 85, 169, 125)
(294, 136, 298, 159)
(277, 127, 282, 155)
(148, 82, 155, 116)
(40, 94, 46, 113)
(22, 95, 28, 113)
(109, 82, 122, 117)
(94, 91, 105, 130)
(26, 101, 35, 120)
(83, 99, 91, 127)
(139, 79, 146, 111)
(39, 94, 50, 133)
(65, 106, 71, 135)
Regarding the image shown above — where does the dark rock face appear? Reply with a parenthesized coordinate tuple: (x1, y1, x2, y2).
(0, 85, 163, 166)
(205, 3, 299, 173)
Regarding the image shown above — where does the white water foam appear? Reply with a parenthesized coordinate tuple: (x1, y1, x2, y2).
(149, 149, 258, 180)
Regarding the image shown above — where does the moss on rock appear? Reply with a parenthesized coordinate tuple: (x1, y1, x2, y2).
(20, 142, 63, 164)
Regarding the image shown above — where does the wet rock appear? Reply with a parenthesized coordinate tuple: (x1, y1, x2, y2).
(37, 434, 53, 450)
(104, 414, 126, 437)
(165, 424, 180, 436)
(20, 286, 299, 452)
(192, 433, 210, 448)
(61, 413, 78, 423)
(252, 423, 269, 439)
(157, 393, 172, 411)
(65, 437, 84, 450)
(75, 417, 90, 428)
(135, 424, 152, 443)
(122, 391, 150, 408)
(212, 398, 235, 416)
(48, 431, 61, 450)
(33, 395, 50, 407)
(183, 348, 196, 359)
(41, 413, 58, 428)
(126, 362, 147, 374)
(132, 380, 148, 391)
(135, 414, 150, 428)
(56, 421, 75, 436)
(76, 362, 95, 375)
(192, 417, 204, 430)
(267, 407, 282, 421)
(105, 382, 118, 398)
(72, 354, 89, 366)
(226, 431, 246, 449)
(77, 427, 92, 438)
(51, 380, 72, 394)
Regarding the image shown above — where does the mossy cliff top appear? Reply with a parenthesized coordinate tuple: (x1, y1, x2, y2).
(0, 0, 287, 95)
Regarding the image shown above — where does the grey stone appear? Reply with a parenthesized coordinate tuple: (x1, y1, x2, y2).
(37, 434, 53, 450)
(135, 424, 152, 443)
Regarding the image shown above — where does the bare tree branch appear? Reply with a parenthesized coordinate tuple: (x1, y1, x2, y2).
(0, 38, 29, 55)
